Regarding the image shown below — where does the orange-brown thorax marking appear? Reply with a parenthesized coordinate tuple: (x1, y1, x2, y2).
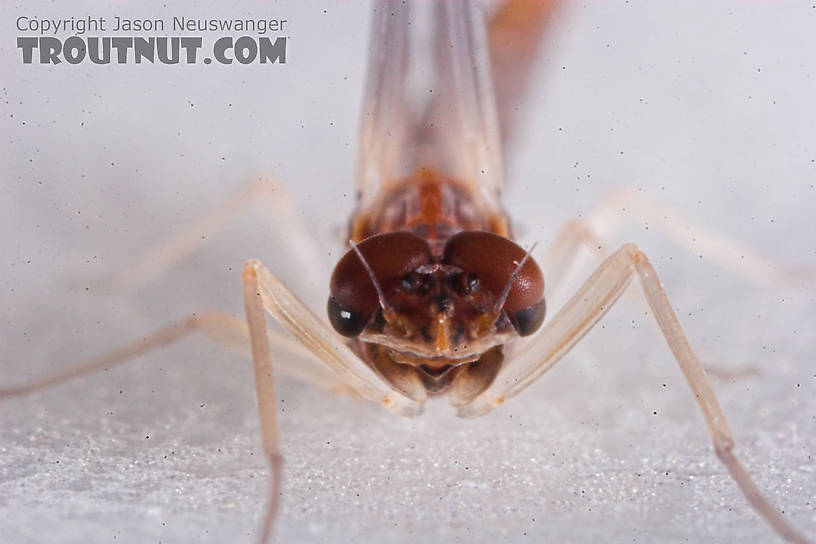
(351, 167, 510, 251)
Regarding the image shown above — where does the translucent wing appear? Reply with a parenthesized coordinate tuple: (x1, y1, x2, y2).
(355, 0, 413, 212)
(355, 0, 504, 213)
(423, 0, 505, 209)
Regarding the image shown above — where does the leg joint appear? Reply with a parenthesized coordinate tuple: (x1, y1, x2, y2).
(621, 243, 643, 259)
(714, 436, 735, 460)
(243, 258, 262, 279)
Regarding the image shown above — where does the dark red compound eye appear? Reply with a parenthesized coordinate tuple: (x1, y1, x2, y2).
(328, 232, 433, 337)
(442, 231, 546, 336)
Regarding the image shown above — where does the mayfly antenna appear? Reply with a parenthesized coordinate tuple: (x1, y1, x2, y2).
(493, 241, 538, 315)
(349, 239, 390, 312)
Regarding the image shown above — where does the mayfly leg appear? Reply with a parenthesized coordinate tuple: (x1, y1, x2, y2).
(460, 244, 810, 544)
(100, 176, 324, 293)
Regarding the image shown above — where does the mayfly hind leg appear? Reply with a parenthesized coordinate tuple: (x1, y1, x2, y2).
(1, 174, 352, 399)
(0, 309, 345, 400)
(106, 176, 324, 292)
(538, 188, 800, 311)
(587, 187, 801, 285)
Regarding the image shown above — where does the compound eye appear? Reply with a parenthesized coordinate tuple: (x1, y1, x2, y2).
(443, 231, 546, 335)
(327, 297, 367, 337)
(328, 232, 432, 336)
(507, 298, 546, 337)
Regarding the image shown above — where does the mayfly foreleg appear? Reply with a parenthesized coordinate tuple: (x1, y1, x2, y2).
(239, 258, 426, 541)
(460, 244, 809, 544)
(242, 259, 424, 418)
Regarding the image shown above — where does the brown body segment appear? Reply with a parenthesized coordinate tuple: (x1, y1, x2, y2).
(350, 167, 511, 251)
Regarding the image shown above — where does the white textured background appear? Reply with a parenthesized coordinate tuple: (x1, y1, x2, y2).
(2, 1, 815, 543)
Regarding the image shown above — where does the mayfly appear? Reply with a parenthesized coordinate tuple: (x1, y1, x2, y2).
(2, 1, 810, 543)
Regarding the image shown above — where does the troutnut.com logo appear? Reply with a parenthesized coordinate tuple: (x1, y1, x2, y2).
(16, 16, 288, 65)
